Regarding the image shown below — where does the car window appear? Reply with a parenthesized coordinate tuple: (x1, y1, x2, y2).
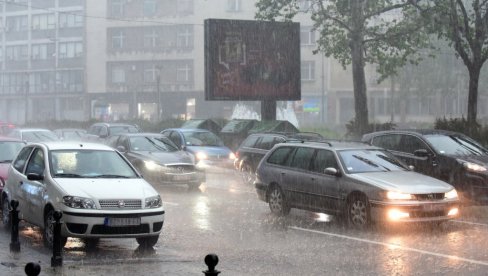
(129, 136, 178, 152)
(107, 135, 120, 148)
(311, 149, 338, 173)
(267, 147, 294, 165)
(13, 146, 33, 172)
(338, 149, 408, 174)
(25, 148, 45, 175)
(241, 135, 259, 148)
(290, 147, 315, 170)
(119, 136, 130, 150)
(109, 125, 139, 135)
(371, 134, 401, 151)
(0, 141, 25, 162)
(182, 131, 224, 146)
(168, 131, 182, 147)
(99, 126, 109, 137)
(256, 136, 275, 150)
(400, 135, 429, 154)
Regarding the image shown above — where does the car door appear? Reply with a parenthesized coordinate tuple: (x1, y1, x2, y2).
(309, 149, 343, 212)
(9, 146, 34, 219)
(22, 147, 47, 226)
(284, 147, 316, 209)
(395, 134, 437, 177)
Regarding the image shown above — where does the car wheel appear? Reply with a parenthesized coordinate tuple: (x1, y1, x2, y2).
(268, 185, 290, 216)
(2, 198, 11, 230)
(136, 235, 159, 248)
(241, 163, 254, 185)
(43, 209, 67, 248)
(347, 195, 371, 229)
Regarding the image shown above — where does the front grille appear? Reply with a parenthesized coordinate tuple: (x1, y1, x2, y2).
(66, 223, 88, 234)
(414, 193, 444, 200)
(166, 164, 195, 174)
(99, 199, 142, 210)
(91, 224, 150, 235)
(410, 210, 447, 218)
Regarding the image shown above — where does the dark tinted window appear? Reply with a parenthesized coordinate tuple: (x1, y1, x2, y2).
(311, 149, 338, 173)
(256, 136, 277, 150)
(25, 148, 45, 175)
(13, 146, 33, 172)
(241, 135, 259, 148)
(290, 147, 315, 170)
(371, 134, 401, 151)
(267, 147, 294, 165)
(168, 131, 182, 147)
(401, 135, 428, 154)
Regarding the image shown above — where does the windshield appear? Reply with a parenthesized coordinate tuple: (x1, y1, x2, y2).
(425, 134, 488, 156)
(338, 149, 409, 174)
(50, 149, 138, 178)
(0, 141, 24, 162)
(129, 136, 178, 152)
(182, 131, 224, 146)
(23, 131, 59, 142)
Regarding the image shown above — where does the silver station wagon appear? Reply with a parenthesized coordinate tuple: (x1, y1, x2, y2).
(254, 141, 460, 227)
(2, 142, 164, 248)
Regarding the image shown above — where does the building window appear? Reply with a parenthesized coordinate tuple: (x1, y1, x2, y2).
(227, 0, 241, 12)
(57, 70, 83, 93)
(144, 29, 159, 48)
(177, 26, 193, 48)
(6, 45, 28, 61)
(111, 30, 125, 49)
(177, 64, 191, 82)
(112, 68, 126, 84)
(111, 0, 125, 17)
(59, 42, 83, 58)
(301, 61, 315, 81)
(31, 43, 55, 60)
(300, 27, 315, 46)
(143, 0, 157, 16)
(32, 14, 56, 30)
(177, 0, 193, 15)
(6, 16, 28, 32)
(144, 66, 158, 82)
(59, 12, 83, 28)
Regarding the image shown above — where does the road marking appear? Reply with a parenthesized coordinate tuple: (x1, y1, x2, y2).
(452, 219, 488, 227)
(163, 201, 179, 206)
(290, 226, 488, 267)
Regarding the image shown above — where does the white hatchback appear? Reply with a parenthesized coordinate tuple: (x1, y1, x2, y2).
(1, 142, 165, 248)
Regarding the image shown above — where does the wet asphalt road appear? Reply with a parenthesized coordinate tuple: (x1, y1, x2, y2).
(6, 167, 488, 275)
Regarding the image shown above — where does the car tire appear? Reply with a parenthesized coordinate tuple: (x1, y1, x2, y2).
(241, 163, 254, 185)
(43, 209, 67, 248)
(347, 194, 371, 229)
(268, 185, 290, 216)
(2, 197, 11, 230)
(136, 235, 159, 248)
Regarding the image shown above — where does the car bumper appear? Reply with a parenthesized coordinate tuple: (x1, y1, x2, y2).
(60, 208, 165, 238)
(196, 159, 235, 170)
(369, 200, 459, 223)
(255, 182, 267, 202)
(145, 171, 205, 186)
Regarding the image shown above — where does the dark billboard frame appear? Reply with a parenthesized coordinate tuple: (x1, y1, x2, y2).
(205, 19, 301, 101)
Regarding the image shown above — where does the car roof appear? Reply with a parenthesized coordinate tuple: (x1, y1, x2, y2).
(33, 141, 115, 151)
(278, 140, 380, 151)
(54, 128, 86, 132)
(15, 128, 53, 132)
(118, 132, 165, 137)
(165, 128, 212, 133)
(91, 123, 137, 127)
(364, 129, 466, 137)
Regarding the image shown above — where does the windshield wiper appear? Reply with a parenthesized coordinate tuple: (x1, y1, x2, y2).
(89, 174, 130, 178)
(353, 155, 391, 171)
(376, 154, 406, 170)
(449, 136, 481, 155)
(54, 173, 82, 178)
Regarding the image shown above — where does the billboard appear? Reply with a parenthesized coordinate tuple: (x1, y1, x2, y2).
(205, 19, 301, 101)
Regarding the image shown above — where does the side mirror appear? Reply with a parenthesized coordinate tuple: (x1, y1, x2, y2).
(27, 173, 44, 181)
(117, 145, 127, 153)
(324, 167, 341, 177)
(414, 149, 430, 158)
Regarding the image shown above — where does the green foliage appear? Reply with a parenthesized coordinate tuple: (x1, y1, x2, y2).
(345, 119, 396, 140)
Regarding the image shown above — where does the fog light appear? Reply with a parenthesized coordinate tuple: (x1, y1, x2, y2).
(448, 208, 459, 216)
(387, 209, 410, 221)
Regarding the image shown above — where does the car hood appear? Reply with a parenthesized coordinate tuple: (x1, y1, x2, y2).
(347, 171, 453, 194)
(186, 146, 231, 156)
(133, 151, 194, 165)
(0, 163, 9, 179)
(54, 178, 157, 199)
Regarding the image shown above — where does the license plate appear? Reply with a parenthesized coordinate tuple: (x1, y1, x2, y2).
(423, 204, 444, 212)
(173, 174, 192, 181)
(104, 217, 141, 227)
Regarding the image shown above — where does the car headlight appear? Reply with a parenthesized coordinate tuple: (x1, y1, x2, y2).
(445, 189, 458, 199)
(229, 152, 236, 160)
(144, 160, 163, 171)
(462, 161, 487, 172)
(145, 195, 162, 208)
(386, 191, 413, 200)
(196, 152, 208, 160)
(63, 196, 96, 209)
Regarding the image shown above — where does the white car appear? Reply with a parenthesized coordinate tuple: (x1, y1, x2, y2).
(1, 142, 164, 248)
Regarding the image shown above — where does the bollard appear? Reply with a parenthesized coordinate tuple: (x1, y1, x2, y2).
(202, 253, 220, 276)
(50, 211, 63, 267)
(24, 262, 41, 276)
(9, 200, 20, 253)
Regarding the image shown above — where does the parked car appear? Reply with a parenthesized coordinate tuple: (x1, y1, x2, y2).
(235, 132, 324, 184)
(54, 128, 87, 141)
(107, 133, 205, 189)
(85, 123, 139, 143)
(362, 129, 488, 205)
(160, 128, 235, 170)
(0, 121, 16, 136)
(254, 141, 459, 227)
(1, 142, 165, 248)
(7, 128, 59, 143)
(0, 137, 25, 193)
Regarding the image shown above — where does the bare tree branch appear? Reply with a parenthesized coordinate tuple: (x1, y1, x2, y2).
(317, 0, 352, 32)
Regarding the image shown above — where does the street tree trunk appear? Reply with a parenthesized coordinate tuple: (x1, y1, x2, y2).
(467, 64, 481, 128)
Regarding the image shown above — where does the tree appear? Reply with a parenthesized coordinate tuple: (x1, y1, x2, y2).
(255, 0, 426, 135)
(411, 0, 488, 128)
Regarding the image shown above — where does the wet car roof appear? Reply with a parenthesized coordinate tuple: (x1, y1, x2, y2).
(34, 142, 114, 151)
(283, 140, 380, 151)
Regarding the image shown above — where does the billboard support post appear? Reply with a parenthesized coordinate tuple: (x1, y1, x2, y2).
(261, 100, 276, 121)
